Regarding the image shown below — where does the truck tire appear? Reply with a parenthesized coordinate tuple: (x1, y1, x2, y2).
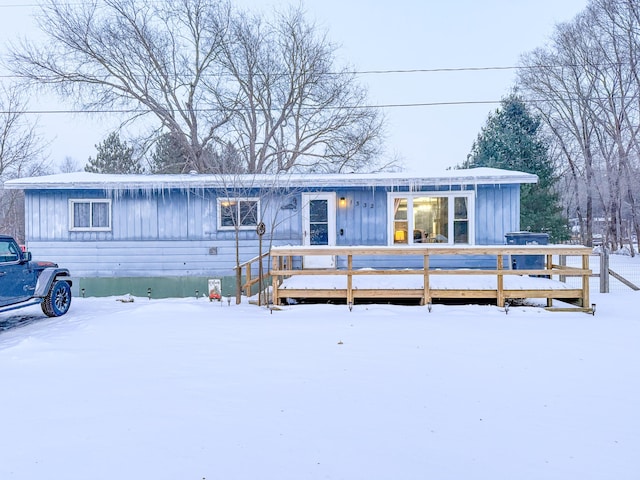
(41, 280, 72, 317)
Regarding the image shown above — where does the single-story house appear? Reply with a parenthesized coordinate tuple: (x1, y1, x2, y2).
(5, 167, 537, 297)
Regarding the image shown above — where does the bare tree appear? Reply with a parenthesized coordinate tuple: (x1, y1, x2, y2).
(590, 0, 640, 250)
(10, 0, 386, 175)
(9, 0, 232, 173)
(59, 156, 83, 173)
(0, 85, 48, 241)
(518, 22, 599, 245)
(218, 6, 384, 174)
(213, 172, 300, 304)
(518, 0, 640, 251)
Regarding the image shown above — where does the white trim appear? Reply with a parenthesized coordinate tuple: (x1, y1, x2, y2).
(68, 199, 112, 232)
(387, 192, 475, 246)
(216, 197, 261, 231)
(5, 168, 538, 191)
(301, 192, 337, 247)
(301, 192, 336, 268)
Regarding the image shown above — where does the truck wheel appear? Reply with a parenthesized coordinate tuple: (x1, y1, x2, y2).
(41, 280, 72, 317)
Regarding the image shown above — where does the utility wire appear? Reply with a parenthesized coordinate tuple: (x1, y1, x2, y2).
(0, 65, 521, 80)
(0, 100, 508, 116)
(3, 95, 634, 115)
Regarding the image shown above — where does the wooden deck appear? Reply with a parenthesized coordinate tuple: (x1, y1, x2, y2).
(268, 245, 593, 313)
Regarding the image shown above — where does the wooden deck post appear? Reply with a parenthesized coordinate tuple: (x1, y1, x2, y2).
(271, 254, 280, 306)
(423, 254, 430, 306)
(497, 254, 504, 307)
(245, 263, 252, 297)
(347, 254, 353, 306)
(546, 254, 553, 308)
(582, 253, 590, 308)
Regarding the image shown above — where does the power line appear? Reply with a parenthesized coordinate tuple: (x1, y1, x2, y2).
(351, 66, 517, 74)
(9, 94, 636, 116)
(0, 1, 129, 7)
(0, 100, 505, 116)
(0, 65, 521, 81)
(1, 59, 630, 81)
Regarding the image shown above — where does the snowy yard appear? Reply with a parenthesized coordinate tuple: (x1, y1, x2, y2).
(1, 290, 639, 480)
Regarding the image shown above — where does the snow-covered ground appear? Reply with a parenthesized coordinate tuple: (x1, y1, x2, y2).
(1, 290, 638, 480)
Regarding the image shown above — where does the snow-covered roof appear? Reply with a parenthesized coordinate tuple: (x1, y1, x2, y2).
(4, 167, 537, 191)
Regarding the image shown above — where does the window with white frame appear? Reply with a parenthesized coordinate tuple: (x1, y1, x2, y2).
(389, 193, 474, 245)
(217, 198, 260, 230)
(69, 199, 112, 231)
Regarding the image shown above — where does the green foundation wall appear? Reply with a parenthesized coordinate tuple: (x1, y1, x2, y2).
(73, 276, 259, 299)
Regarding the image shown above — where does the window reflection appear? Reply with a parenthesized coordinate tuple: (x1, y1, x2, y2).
(393, 198, 408, 244)
(389, 195, 471, 245)
(454, 197, 468, 243)
(309, 200, 329, 245)
(413, 197, 448, 243)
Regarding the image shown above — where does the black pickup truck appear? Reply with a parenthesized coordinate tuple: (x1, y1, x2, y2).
(0, 235, 72, 317)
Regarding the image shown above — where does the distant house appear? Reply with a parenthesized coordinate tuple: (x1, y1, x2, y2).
(5, 168, 537, 297)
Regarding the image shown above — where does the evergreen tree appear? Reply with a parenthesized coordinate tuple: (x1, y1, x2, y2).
(85, 132, 141, 174)
(149, 134, 246, 174)
(207, 142, 245, 175)
(149, 133, 188, 174)
(465, 94, 569, 242)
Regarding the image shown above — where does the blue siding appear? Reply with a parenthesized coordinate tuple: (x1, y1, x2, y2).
(22, 181, 524, 283)
(335, 187, 387, 246)
(26, 240, 277, 278)
(475, 184, 520, 244)
(337, 254, 498, 270)
(23, 188, 304, 279)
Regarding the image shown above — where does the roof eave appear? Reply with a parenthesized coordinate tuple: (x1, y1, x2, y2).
(4, 172, 538, 190)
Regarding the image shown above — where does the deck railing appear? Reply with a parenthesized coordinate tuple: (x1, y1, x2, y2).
(234, 250, 270, 299)
(270, 245, 594, 313)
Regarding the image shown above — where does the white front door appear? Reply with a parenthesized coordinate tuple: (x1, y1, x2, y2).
(301, 192, 336, 268)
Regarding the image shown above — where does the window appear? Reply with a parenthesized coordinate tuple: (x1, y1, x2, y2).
(308, 198, 329, 245)
(217, 198, 260, 230)
(413, 196, 448, 244)
(453, 197, 469, 243)
(389, 193, 473, 245)
(69, 199, 112, 231)
(393, 198, 409, 244)
(0, 240, 20, 263)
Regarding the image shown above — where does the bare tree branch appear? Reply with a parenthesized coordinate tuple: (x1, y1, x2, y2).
(9, 0, 232, 173)
(0, 85, 49, 240)
(8, 1, 388, 175)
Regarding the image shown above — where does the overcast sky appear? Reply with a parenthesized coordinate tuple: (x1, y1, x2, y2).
(0, 0, 588, 173)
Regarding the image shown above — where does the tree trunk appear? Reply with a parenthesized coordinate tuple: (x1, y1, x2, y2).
(235, 230, 242, 305)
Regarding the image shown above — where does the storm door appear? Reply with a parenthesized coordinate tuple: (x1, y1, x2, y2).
(301, 192, 336, 268)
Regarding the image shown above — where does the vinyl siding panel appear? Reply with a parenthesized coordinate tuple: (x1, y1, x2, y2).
(26, 239, 284, 278)
(335, 188, 387, 246)
(22, 181, 525, 281)
(475, 184, 520, 244)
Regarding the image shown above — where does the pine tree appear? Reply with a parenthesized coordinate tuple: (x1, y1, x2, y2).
(85, 132, 141, 174)
(465, 94, 569, 242)
(149, 133, 188, 174)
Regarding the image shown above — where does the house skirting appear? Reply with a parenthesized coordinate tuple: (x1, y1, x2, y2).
(72, 275, 243, 300)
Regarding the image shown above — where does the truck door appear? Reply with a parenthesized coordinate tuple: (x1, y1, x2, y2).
(0, 240, 31, 306)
